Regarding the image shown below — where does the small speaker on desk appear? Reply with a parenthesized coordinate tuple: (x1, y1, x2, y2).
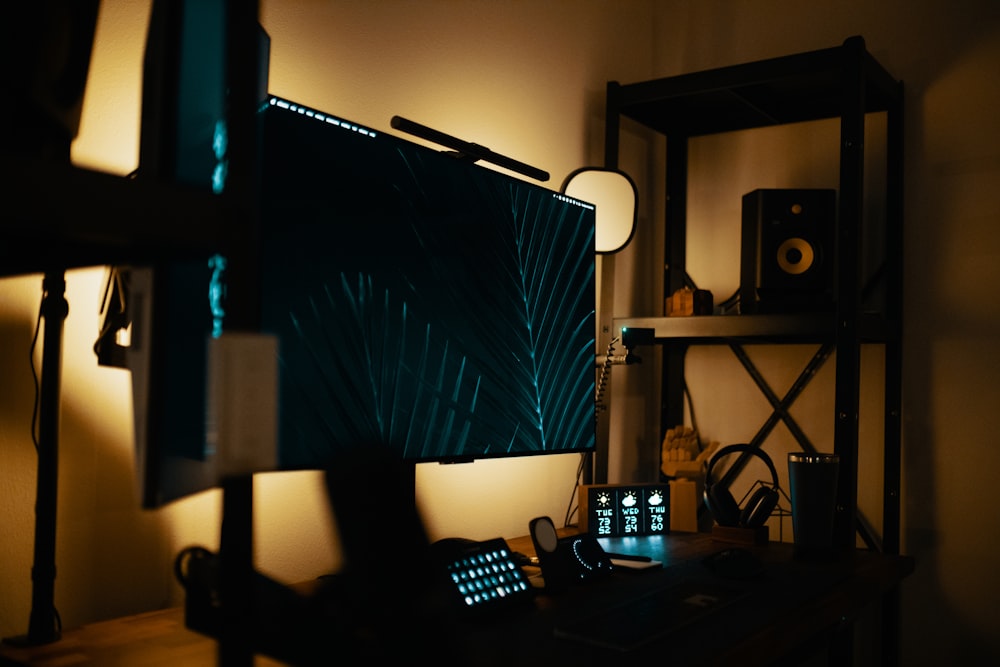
(740, 189, 836, 313)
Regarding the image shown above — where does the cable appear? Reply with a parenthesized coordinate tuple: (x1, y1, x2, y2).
(594, 336, 619, 421)
(715, 285, 741, 315)
(574, 336, 622, 528)
(683, 377, 707, 454)
(562, 452, 588, 529)
(29, 291, 44, 453)
(93, 267, 123, 357)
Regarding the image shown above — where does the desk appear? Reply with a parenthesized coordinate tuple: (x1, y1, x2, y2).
(0, 607, 285, 667)
(502, 531, 914, 666)
(0, 532, 913, 667)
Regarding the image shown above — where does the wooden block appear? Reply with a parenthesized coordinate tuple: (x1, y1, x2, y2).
(668, 479, 700, 533)
(666, 287, 713, 316)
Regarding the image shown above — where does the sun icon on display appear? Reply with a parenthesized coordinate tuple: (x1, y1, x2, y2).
(597, 492, 611, 507)
(648, 490, 664, 506)
(621, 491, 637, 507)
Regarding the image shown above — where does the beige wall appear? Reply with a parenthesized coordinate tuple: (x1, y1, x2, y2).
(1, 1, 998, 665)
(0, 0, 657, 642)
(630, 1, 1000, 664)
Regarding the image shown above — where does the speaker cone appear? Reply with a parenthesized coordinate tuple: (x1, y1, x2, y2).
(776, 237, 815, 275)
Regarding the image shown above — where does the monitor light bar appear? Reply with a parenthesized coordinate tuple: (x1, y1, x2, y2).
(268, 97, 378, 138)
(554, 193, 595, 211)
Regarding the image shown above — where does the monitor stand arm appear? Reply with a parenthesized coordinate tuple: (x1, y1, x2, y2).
(217, 474, 256, 667)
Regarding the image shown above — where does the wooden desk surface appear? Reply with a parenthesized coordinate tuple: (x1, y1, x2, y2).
(507, 530, 914, 665)
(0, 607, 288, 667)
(0, 531, 914, 667)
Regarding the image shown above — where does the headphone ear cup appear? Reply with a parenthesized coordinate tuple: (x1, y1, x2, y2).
(706, 485, 741, 527)
(740, 486, 780, 528)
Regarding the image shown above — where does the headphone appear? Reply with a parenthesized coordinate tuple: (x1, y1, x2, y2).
(703, 444, 780, 528)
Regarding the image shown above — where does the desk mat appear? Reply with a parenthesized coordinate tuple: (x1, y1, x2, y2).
(553, 577, 747, 652)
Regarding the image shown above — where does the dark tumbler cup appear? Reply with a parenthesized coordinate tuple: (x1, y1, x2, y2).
(787, 452, 840, 559)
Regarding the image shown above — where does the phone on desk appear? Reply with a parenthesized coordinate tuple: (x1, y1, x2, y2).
(431, 537, 536, 615)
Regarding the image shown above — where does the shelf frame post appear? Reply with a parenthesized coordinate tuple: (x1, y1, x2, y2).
(831, 36, 867, 552)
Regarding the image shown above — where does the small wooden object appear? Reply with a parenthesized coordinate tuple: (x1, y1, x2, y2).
(666, 287, 713, 316)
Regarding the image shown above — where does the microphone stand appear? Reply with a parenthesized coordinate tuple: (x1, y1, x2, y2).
(4, 270, 67, 647)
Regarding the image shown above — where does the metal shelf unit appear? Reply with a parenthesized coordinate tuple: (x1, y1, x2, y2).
(603, 36, 904, 556)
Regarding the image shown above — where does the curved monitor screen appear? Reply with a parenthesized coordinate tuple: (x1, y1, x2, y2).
(127, 97, 596, 507)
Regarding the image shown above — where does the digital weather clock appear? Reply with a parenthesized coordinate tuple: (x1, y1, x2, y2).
(578, 484, 669, 537)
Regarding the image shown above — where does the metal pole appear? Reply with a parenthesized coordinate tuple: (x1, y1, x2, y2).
(20, 271, 67, 646)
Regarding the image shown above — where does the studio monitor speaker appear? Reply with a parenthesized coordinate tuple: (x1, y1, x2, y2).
(740, 189, 836, 313)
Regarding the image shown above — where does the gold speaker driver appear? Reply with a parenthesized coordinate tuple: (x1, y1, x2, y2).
(776, 237, 815, 275)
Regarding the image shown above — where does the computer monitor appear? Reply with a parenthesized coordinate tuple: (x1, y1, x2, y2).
(123, 95, 597, 507)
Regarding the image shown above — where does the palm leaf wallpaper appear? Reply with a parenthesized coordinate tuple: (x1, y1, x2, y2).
(260, 102, 596, 468)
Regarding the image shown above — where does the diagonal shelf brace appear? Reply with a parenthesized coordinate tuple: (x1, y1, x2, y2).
(732, 341, 833, 455)
(723, 341, 880, 550)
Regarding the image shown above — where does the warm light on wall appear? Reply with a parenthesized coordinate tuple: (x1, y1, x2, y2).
(71, 1, 151, 175)
(3, 2, 643, 640)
